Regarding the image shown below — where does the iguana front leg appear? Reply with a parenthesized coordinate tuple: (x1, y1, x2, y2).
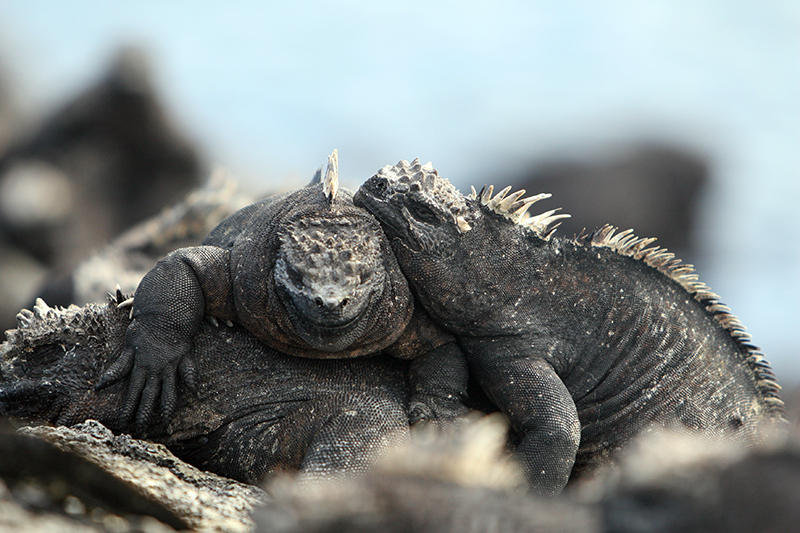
(407, 342, 470, 425)
(459, 336, 580, 494)
(385, 307, 470, 426)
(96, 245, 235, 434)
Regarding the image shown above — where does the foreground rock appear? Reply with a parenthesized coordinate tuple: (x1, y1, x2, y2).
(3, 415, 800, 532)
(1, 420, 266, 532)
(255, 415, 599, 533)
(256, 424, 800, 533)
(593, 430, 800, 533)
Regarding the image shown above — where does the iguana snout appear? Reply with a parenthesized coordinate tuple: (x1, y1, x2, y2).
(272, 222, 386, 351)
(279, 270, 371, 330)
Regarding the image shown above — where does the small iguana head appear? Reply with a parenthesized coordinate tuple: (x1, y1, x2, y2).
(274, 213, 388, 351)
(354, 159, 568, 332)
(353, 159, 472, 258)
(234, 151, 413, 357)
(266, 150, 411, 354)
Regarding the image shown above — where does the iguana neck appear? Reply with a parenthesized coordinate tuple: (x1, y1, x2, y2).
(397, 212, 665, 342)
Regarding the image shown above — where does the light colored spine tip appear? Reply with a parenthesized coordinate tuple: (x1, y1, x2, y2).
(323, 149, 339, 202)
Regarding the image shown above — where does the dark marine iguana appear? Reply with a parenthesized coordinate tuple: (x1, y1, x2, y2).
(354, 159, 785, 494)
(96, 151, 468, 433)
(0, 294, 414, 485)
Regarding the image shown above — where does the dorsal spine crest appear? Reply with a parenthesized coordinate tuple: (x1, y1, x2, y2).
(470, 185, 570, 240)
(583, 224, 783, 412)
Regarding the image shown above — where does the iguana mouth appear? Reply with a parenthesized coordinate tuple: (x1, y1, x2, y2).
(285, 300, 373, 352)
(353, 182, 412, 244)
(304, 311, 363, 333)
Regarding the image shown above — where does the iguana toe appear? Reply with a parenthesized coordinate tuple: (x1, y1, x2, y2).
(96, 346, 134, 390)
(178, 356, 198, 394)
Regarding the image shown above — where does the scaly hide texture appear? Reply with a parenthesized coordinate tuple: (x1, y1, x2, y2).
(0, 294, 411, 485)
(354, 158, 785, 494)
(96, 152, 469, 434)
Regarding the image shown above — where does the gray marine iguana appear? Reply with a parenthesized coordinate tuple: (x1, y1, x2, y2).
(95, 150, 468, 434)
(0, 294, 415, 485)
(354, 159, 785, 494)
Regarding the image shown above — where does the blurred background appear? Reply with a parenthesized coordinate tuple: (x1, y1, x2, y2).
(0, 2, 797, 382)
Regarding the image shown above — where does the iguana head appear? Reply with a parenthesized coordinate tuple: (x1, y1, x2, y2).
(251, 150, 413, 355)
(353, 159, 481, 330)
(355, 159, 568, 252)
(232, 152, 413, 357)
(353, 159, 472, 257)
(1, 296, 129, 428)
(354, 159, 568, 332)
(274, 212, 388, 351)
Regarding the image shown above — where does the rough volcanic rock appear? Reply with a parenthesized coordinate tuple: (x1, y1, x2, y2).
(2, 420, 266, 533)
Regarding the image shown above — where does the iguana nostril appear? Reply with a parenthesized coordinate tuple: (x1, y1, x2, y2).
(313, 296, 348, 310)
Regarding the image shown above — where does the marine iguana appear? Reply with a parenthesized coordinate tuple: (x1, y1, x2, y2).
(0, 294, 419, 485)
(354, 159, 785, 494)
(96, 151, 468, 434)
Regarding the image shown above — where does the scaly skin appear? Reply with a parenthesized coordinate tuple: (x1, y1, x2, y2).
(96, 153, 469, 435)
(354, 159, 785, 494)
(0, 295, 418, 484)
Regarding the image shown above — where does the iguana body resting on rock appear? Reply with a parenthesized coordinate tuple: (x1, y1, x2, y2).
(97, 151, 468, 433)
(354, 159, 785, 494)
(0, 294, 415, 485)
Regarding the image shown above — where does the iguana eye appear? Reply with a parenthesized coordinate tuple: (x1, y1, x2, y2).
(287, 267, 304, 290)
(409, 202, 439, 225)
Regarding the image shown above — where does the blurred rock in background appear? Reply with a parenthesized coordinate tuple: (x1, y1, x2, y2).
(0, 59, 22, 159)
(508, 144, 708, 257)
(36, 170, 255, 310)
(0, 48, 204, 329)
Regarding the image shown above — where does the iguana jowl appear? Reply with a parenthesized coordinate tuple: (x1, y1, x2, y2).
(354, 159, 785, 494)
(96, 151, 468, 433)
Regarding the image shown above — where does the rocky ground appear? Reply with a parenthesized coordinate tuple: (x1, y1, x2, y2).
(1, 420, 265, 533)
(2, 414, 799, 533)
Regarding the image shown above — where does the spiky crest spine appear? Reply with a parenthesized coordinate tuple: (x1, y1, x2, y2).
(2, 299, 104, 359)
(468, 185, 570, 240)
(576, 224, 783, 414)
(323, 149, 339, 202)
